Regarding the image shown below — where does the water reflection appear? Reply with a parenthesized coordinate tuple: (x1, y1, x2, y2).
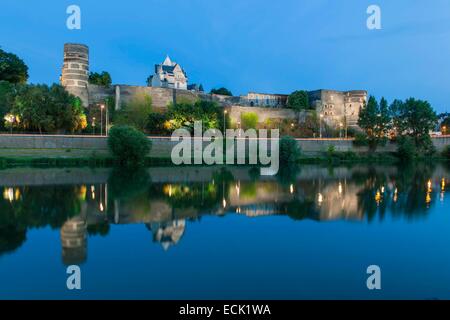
(0, 164, 449, 264)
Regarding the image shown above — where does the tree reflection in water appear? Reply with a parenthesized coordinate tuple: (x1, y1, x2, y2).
(0, 164, 448, 261)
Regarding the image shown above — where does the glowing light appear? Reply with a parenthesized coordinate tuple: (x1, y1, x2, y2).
(381, 186, 385, 193)
(3, 188, 14, 202)
(99, 203, 104, 212)
(317, 193, 323, 205)
(425, 193, 432, 207)
(338, 182, 343, 195)
(290, 184, 294, 194)
(375, 191, 381, 205)
(14, 188, 20, 201)
(427, 179, 432, 192)
(441, 178, 446, 192)
(235, 183, 240, 197)
(222, 198, 227, 208)
(393, 188, 398, 203)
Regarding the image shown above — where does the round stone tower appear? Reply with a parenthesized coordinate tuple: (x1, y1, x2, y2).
(61, 43, 90, 107)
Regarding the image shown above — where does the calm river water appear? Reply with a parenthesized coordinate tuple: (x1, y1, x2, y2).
(0, 164, 449, 299)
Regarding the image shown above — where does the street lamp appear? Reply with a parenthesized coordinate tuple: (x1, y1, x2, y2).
(339, 122, 343, 139)
(100, 104, 104, 136)
(223, 110, 228, 133)
(319, 113, 324, 138)
(92, 117, 96, 135)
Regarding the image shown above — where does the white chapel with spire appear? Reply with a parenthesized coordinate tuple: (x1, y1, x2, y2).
(147, 55, 188, 90)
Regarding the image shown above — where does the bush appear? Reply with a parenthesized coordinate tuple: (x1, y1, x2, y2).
(146, 112, 169, 135)
(326, 145, 335, 159)
(108, 126, 151, 165)
(241, 112, 258, 130)
(279, 136, 301, 164)
(442, 145, 450, 160)
(397, 136, 416, 162)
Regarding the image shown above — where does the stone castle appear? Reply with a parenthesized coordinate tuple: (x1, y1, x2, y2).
(61, 43, 367, 129)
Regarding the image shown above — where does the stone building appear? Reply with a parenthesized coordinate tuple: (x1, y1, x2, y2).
(308, 90, 367, 128)
(147, 56, 188, 90)
(241, 92, 288, 107)
(60, 43, 90, 108)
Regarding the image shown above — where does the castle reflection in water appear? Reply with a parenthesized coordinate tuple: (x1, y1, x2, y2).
(0, 164, 448, 265)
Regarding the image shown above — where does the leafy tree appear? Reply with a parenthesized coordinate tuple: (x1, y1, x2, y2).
(287, 90, 310, 111)
(241, 112, 258, 130)
(0, 48, 28, 84)
(0, 81, 18, 131)
(199, 84, 204, 92)
(279, 136, 301, 164)
(397, 136, 417, 162)
(108, 125, 151, 165)
(358, 96, 390, 150)
(9, 84, 87, 133)
(390, 98, 437, 152)
(210, 87, 232, 96)
(115, 93, 152, 131)
(146, 112, 169, 135)
(165, 100, 223, 132)
(88, 71, 112, 86)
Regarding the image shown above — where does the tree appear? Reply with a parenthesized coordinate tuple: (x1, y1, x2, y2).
(108, 126, 151, 165)
(357, 96, 390, 150)
(287, 90, 310, 111)
(390, 98, 437, 151)
(165, 100, 223, 133)
(0, 81, 17, 131)
(210, 87, 232, 96)
(88, 71, 112, 86)
(0, 48, 29, 84)
(241, 112, 258, 130)
(115, 92, 152, 131)
(10, 84, 87, 133)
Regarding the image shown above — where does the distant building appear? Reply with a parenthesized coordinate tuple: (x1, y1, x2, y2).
(308, 89, 367, 128)
(241, 92, 288, 107)
(147, 56, 188, 90)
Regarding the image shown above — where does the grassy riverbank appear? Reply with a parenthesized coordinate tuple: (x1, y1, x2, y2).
(0, 149, 445, 168)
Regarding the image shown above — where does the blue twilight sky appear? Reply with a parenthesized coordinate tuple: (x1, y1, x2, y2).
(1, 0, 449, 112)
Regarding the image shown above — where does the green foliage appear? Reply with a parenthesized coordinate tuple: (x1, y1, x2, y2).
(9, 84, 87, 133)
(146, 112, 170, 135)
(241, 112, 258, 130)
(108, 126, 151, 165)
(397, 136, 417, 162)
(89, 71, 112, 86)
(210, 87, 232, 96)
(353, 132, 369, 147)
(279, 136, 301, 164)
(115, 93, 152, 131)
(326, 145, 336, 159)
(391, 98, 438, 148)
(0, 48, 28, 84)
(165, 99, 223, 132)
(358, 96, 391, 151)
(0, 81, 17, 130)
(288, 90, 310, 111)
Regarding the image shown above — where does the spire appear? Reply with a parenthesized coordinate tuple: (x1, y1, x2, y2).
(163, 55, 173, 66)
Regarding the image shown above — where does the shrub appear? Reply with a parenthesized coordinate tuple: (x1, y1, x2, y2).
(326, 145, 335, 159)
(279, 136, 301, 164)
(108, 126, 151, 165)
(442, 145, 450, 160)
(397, 136, 416, 162)
(241, 112, 258, 130)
